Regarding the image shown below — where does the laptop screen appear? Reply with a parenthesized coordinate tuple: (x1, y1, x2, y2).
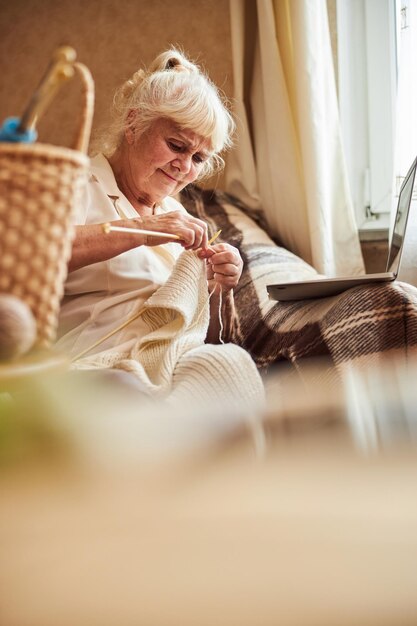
(386, 157, 417, 273)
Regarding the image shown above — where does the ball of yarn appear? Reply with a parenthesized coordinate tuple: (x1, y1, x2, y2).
(0, 294, 37, 360)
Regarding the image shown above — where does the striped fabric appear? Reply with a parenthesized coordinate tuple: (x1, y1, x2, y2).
(181, 185, 417, 375)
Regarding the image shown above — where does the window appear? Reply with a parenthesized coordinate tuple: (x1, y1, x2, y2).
(394, 0, 417, 197)
(336, 0, 397, 230)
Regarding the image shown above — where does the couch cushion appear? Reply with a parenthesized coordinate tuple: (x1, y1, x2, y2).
(181, 186, 417, 374)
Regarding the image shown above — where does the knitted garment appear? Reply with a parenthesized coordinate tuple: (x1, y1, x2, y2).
(73, 250, 264, 411)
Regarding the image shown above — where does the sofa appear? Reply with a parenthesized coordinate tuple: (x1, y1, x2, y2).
(181, 185, 417, 377)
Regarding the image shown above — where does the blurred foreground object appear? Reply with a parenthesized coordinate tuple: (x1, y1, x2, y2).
(0, 47, 94, 347)
(0, 294, 37, 360)
(1, 356, 417, 625)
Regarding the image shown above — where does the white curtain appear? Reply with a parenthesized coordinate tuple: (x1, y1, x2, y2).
(225, 0, 364, 276)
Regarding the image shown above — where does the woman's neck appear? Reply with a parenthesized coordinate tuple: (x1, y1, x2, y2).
(108, 148, 155, 216)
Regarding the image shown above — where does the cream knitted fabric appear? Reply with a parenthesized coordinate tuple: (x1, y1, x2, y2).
(73, 250, 264, 409)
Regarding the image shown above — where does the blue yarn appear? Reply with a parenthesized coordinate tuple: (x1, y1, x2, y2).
(0, 117, 37, 143)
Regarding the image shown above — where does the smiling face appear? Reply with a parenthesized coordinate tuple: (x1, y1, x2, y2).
(117, 117, 213, 208)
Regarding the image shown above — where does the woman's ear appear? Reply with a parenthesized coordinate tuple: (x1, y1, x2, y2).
(125, 109, 137, 144)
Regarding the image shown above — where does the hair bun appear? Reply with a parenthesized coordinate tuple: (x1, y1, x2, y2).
(149, 48, 198, 75)
(165, 57, 180, 70)
(92, 45, 234, 171)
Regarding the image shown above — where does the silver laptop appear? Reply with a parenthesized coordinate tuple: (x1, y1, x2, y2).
(267, 156, 417, 302)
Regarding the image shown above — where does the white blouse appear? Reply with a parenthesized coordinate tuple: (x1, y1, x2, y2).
(56, 154, 187, 359)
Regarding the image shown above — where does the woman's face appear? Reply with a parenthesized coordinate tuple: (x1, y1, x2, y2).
(124, 117, 212, 206)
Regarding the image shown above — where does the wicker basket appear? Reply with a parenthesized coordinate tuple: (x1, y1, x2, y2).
(0, 62, 94, 348)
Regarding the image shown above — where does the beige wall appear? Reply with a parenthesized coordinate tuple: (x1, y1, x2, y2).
(0, 0, 233, 159)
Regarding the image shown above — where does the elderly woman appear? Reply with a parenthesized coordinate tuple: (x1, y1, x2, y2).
(57, 48, 263, 409)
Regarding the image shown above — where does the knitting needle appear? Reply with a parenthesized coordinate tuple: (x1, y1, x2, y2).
(102, 223, 180, 240)
(208, 229, 221, 245)
(102, 224, 222, 243)
(72, 305, 146, 361)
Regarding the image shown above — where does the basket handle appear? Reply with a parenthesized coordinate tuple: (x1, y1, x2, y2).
(72, 62, 95, 154)
(0, 53, 95, 151)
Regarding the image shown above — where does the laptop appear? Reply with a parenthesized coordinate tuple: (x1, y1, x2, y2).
(267, 156, 417, 302)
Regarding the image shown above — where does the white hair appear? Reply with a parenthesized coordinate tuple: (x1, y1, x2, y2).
(92, 48, 235, 179)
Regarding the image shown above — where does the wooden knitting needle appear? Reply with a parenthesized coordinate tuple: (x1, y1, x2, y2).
(102, 224, 222, 245)
(102, 223, 180, 240)
(208, 229, 221, 245)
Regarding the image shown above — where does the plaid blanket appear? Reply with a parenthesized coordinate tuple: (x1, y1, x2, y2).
(181, 185, 417, 375)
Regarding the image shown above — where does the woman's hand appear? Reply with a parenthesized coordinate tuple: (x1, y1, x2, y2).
(128, 211, 209, 250)
(69, 211, 208, 272)
(198, 243, 243, 293)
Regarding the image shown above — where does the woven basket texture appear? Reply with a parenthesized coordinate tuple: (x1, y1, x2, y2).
(0, 144, 89, 346)
(0, 62, 93, 348)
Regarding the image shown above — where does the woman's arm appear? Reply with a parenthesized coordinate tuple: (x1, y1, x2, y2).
(68, 211, 210, 272)
(69, 222, 143, 272)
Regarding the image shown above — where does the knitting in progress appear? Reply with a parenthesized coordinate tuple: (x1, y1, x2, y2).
(73, 249, 264, 412)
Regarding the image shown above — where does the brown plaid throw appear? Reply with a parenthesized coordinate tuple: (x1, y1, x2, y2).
(181, 185, 417, 374)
